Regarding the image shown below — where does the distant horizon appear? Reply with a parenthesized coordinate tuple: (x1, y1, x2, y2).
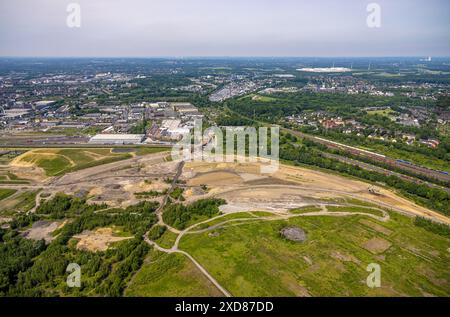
(1, 55, 450, 59)
(1, 0, 449, 57)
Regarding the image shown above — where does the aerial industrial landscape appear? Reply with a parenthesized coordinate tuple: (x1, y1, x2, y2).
(1, 56, 449, 298)
(0, 0, 449, 305)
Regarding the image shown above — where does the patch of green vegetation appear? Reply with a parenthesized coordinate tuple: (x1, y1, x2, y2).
(169, 187, 184, 200)
(19, 148, 132, 176)
(155, 230, 178, 249)
(36, 193, 108, 219)
(342, 198, 381, 209)
(289, 206, 322, 214)
(2, 195, 160, 296)
(366, 108, 394, 117)
(125, 250, 222, 297)
(179, 212, 450, 296)
(0, 180, 30, 185)
(134, 190, 163, 198)
(147, 225, 167, 241)
(195, 212, 256, 230)
(249, 211, 274, 217)
(365, 144, 450, 173)
(62, 154, 132, 175)
(163, 198, 226, 230)
(326, 205, 384, 217)
(6, 172, 19, 180)
(414, 217, 450, 237)
(29, 155, 71, 176)
(0, 234, 46, 295)
(134, 147, 169, 156)
(0, 189, 16, 201)
(10, 190, 40, 213)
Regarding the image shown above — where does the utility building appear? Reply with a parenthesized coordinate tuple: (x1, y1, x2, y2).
(89, 134, 145, 145)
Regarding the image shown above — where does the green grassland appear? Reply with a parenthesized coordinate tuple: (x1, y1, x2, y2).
(134, 146, 169, 156)
(125, 250, 222, 297)
(326, 205, 384, 217)
(17, 148, 133, 176)
(289, 206, 323, 214)
(0, 190, 39, 215)
(366, 108, 395, 118)
(178, 212, 450, 296)
(155, 230, 178, 249)
(0, 188, 17, 201)
(194, 212, 256, 230)
(13, 147, 168, 176)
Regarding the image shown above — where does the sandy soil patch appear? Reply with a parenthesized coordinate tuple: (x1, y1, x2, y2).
(8, 165, 46, 181)
(123, 179, 170, 193)
(141, 160, 179, 175)
(362, 237, 392, 254)
(73, 227, 132, 252)
(88, 187, 103, 197)
(188, 171, 243, 186)
(184, 187, 206, 199)
(238, 172, 268, 182)
(274, 165, 366, 192)
(182, 161, 450, 224)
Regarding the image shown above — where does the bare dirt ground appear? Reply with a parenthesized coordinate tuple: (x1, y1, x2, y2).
(73, 227, 132, 252)
(8, 165, 46, 182)
(22, 220, 66, 243)
(182, 161, 450, 224)
(0, 151, 174, 211)
(362, 237, 392, 254)
(1, 154, 448, 225)
(123, 179, 170, 194)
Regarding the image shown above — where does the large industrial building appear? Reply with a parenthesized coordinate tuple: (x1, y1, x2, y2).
(88, 134, 145, 145)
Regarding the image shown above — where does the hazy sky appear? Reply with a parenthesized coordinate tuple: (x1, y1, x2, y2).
(1, 0, 449, 57)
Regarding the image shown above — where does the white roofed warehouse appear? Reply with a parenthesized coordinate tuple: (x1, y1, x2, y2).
(88, 134, 145, 145)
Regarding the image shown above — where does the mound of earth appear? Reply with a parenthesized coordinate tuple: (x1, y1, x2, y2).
(280, 226, 307, 242)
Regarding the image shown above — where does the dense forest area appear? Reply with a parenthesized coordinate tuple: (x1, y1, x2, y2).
(162, 198, 226, 230)
(0, 195, 159, 296)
